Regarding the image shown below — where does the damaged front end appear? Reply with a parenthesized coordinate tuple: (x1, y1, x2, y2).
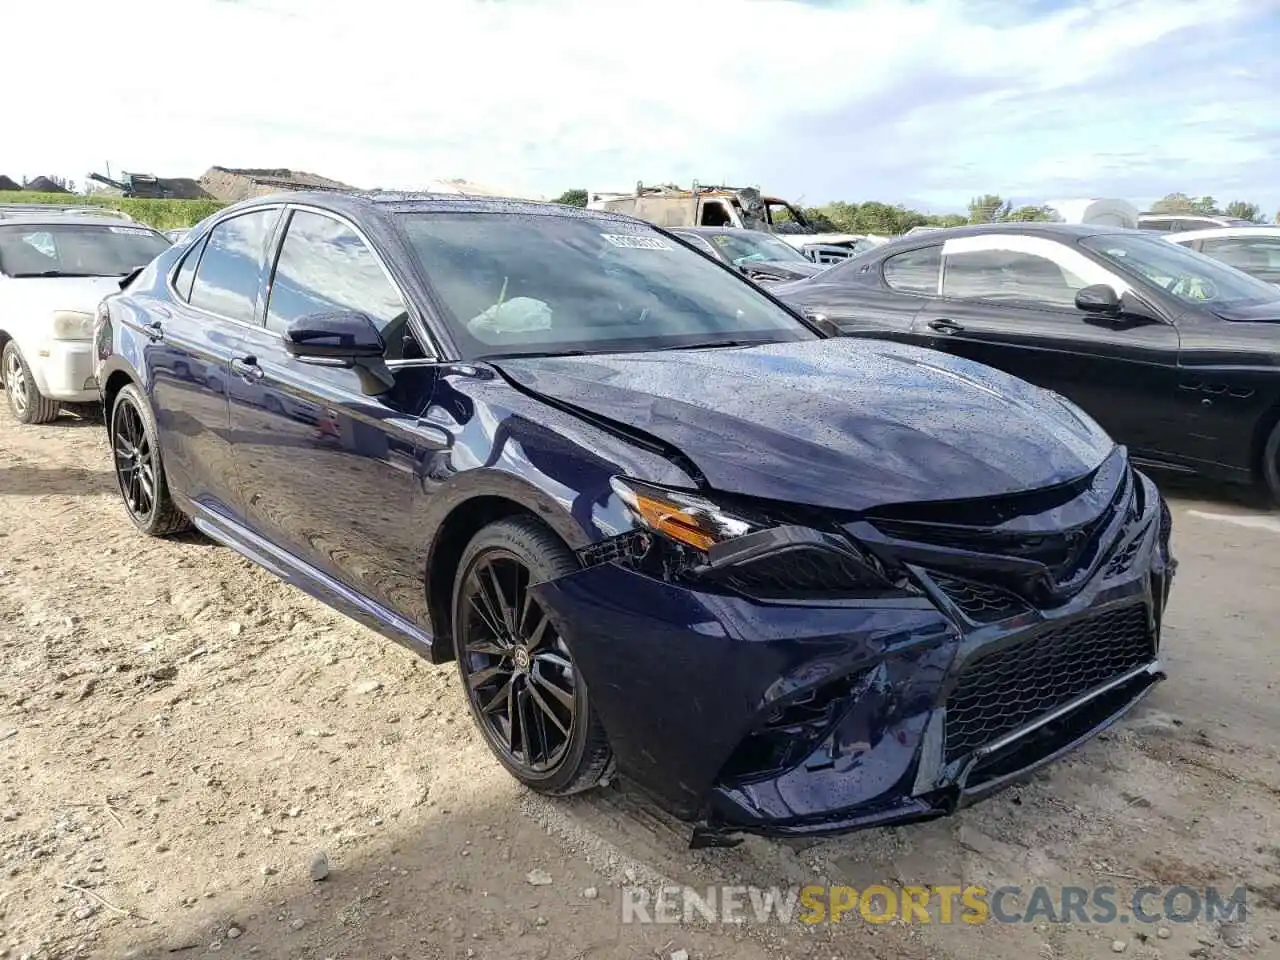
(532, 447, 1174, 847)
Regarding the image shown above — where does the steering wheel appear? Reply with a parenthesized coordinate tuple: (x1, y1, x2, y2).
(1170, 276, 1218, 301)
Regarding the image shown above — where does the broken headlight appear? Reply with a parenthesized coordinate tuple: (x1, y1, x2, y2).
(607, 477, 909, 601)
(609, 477, 759, 552)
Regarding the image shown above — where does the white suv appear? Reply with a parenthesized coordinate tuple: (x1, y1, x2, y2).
(0, 211, 170, 423)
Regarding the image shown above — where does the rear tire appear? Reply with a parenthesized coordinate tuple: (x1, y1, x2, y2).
(2, 341, 60, 424)
(110, 385, 192, 537)
(1264, 420, 1280, 506)
(452, 516, 614, 796)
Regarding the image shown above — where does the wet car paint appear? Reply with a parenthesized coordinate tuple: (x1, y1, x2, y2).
(95, 192, 1175, 841)
(495, 339, 1114, 511)
(772, 222, 1280, 489)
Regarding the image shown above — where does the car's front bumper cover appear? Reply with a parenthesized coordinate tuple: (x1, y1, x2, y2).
(29, 338, 97, 401)
(530, 462, 1173, 843)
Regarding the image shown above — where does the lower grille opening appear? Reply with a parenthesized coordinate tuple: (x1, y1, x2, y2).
(717, 672, 864, 784)
(943, 604, 1154, 762)
(964, 672, 1157, 788)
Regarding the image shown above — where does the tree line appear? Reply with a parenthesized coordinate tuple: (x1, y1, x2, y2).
(552, 190, 1274, 235)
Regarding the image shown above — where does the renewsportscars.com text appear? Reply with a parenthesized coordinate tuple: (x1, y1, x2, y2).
(620, 884, 1248, 926)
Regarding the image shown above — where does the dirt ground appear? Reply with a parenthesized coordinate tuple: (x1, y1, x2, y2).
(1, 405, 1278, 960)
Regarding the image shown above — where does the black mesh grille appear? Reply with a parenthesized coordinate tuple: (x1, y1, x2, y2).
(943, 605, 1154, 762)
(714, 549, 874, 601)
(931, 574, 1029, 623)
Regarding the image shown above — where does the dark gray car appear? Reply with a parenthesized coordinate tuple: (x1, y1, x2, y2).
(672, 226, 826, 285)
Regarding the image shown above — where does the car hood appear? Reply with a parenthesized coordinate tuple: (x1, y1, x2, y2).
(5, 276, 124, 314)
(765, 275, 817, 298)
(493, 339, 1115, 511)
(744, 259, 825, 282)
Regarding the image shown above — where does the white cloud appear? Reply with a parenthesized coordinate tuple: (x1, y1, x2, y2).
(7, 0, 1277, 212)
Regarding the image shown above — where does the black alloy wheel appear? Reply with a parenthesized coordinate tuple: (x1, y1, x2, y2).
(112, 396, 156, 521)
(110, 385, 191, 537)
(452, 518, 613, 795)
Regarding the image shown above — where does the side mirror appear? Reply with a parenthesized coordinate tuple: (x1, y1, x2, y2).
(283, 311, 386, 360)
(283, 311, 393, 396)
(1075, 284, 1121, 316)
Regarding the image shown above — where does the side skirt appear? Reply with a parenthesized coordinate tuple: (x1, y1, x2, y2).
(181, 496, 439, 663)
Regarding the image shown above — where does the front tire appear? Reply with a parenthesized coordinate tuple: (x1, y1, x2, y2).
(2, 341, 60, 424)
(452, 517, 613, 796)
(1264, 419, 1280, 506)
(110, 385, 191, 537)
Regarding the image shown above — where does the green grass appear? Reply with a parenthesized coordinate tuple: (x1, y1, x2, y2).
(0, 191, 226, 229)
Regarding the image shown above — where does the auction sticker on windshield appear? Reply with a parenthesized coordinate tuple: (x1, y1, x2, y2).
(601, 234, 673, 250)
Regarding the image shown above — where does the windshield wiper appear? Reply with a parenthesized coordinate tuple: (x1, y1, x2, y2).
(478, 349, 591, 361)
(667, 339, 774, 351)
(9, 270, 112, 278)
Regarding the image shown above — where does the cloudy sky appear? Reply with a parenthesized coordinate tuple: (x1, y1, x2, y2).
(11, 0, 1280, 215)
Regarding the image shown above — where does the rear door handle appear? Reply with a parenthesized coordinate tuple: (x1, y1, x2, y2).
(231, 355, 264, 381)
(927, 319, 965, 335)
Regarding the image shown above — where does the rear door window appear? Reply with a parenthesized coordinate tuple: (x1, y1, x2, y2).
(188, 210, 280, 323)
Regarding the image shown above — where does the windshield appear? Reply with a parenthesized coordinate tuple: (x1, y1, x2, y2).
(700, 231, 811, 266)
(1080, 233, 1280, 308)
(397, 213, 816, 359)
(0, 223, 170, 278)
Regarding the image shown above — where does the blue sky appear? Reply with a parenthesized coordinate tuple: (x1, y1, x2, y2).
(13, 0, 1280, 216)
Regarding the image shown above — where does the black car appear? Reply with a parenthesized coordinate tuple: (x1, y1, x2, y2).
(94, 194, 1174, 844)
(774, 222, 1280, 502)
(671, 226, 826, 284)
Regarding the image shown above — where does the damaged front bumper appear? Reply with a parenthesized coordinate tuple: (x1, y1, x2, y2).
(530, 460, 1174, 845)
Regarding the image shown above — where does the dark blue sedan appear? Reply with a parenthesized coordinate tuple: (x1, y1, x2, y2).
(93, 192, 1175, 844)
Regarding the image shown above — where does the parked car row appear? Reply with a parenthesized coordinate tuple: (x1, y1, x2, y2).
(772, 221, 1280, 503)
(4, 191, 1187, 846)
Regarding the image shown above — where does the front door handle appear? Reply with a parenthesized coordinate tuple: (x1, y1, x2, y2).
(231, 355, 264, 382)
(927, 318, 965, 335)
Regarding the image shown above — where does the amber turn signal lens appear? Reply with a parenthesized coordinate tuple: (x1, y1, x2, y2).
(629, 491, 719, 552)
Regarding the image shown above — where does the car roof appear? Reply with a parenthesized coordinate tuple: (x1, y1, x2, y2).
(1138, 212, 1226, 219)
(1165, 225, 1280, 242)
(0, 214, 160, 230)
(222, 190, 643, 226)
(670, 226, 770, 237)
(869, 221, 1134, 252)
